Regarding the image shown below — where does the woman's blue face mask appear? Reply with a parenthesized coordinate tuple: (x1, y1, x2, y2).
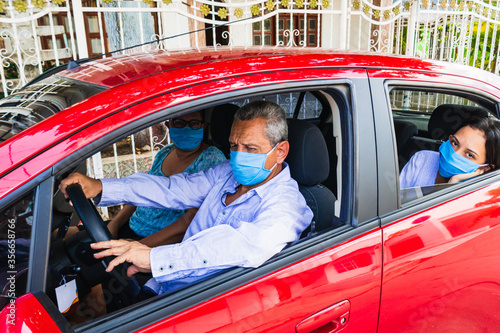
(229, 144, 278, 186)
(438, 140, 487, 178)
(169, 127, 203, 151)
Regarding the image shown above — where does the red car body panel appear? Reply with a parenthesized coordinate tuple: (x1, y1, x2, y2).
(379, 183, 500, 332)
(63, 49, 496, 89)
(0, 294, 61, 333)
(368, 68, 500, 99)
(137, 230, 382, 333)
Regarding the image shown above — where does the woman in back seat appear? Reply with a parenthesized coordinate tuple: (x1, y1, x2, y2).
(400, 117, 500, 188)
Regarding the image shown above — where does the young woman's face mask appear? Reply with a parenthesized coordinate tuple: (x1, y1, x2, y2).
(438, 140, 487, 178)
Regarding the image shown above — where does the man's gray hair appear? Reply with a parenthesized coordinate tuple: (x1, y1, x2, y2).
(234, 101, 288, 146)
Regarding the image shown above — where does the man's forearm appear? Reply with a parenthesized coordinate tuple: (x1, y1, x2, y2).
(98, 173, 207, 210)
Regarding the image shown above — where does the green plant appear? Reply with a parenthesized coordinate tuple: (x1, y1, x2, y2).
(3, 62, 19, 79)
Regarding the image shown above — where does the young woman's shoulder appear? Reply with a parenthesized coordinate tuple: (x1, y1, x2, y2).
(400, 150, 439, 188)
(412, 150, 439, 162)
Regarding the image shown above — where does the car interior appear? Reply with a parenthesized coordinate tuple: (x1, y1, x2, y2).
(389, 87, 499, 202)
(24, 87, 351, 325)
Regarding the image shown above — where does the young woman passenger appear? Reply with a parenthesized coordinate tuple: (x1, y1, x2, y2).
(106, 110, 226, 246)
(400, 116, 500, 189)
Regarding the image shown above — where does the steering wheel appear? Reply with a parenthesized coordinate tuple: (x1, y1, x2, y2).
(66, 184, 141, 298)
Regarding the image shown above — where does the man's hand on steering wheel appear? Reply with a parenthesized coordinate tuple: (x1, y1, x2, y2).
(65, 183, 141, 298)
(59, 172, 103, 201)
(91, 240, 152, 277)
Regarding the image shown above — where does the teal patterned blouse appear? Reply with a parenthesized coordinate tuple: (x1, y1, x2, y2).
(129, 144, 226, 237)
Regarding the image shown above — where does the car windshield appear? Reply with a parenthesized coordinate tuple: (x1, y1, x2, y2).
(0, 75, 104, 143)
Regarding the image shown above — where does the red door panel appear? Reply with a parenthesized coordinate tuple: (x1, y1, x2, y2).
(138, 228, 382, 333)
(295, 299, 350, 333)
(0, 294, 62, 333)
(379, 183, 500, 332)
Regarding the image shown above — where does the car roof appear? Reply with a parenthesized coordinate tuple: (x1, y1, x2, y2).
(60, 47, 499, 88)
(2, 47, 500, 194)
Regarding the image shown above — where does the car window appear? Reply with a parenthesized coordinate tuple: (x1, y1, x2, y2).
(43, 87, 349, 327)
(389, 87, 495, 204)
(233, 91, 323, 119)
(86, 91, 328, 221)
(0, 190, 35, 311)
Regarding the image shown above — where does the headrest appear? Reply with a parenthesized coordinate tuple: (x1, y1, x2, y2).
(393, 119, 418, 149)
(285, 118, 329, 185)
(210, 103, 239, 156)
(428, 104, 489, 140)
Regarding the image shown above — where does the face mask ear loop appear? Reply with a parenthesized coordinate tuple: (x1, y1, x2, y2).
(264, 143, 279, 171)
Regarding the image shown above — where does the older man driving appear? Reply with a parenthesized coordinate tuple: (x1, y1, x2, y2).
(59, 100, 313, 295)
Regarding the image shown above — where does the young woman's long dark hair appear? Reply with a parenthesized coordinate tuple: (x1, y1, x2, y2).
(461, 116, 500, 169)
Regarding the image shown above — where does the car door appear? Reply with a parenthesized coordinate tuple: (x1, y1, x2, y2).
(2, 70, 384, 333)
(370, 70, 500, 332)
(89, 75, 383, 333)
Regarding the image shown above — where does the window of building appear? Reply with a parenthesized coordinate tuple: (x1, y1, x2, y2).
(252, 14, 319, 46)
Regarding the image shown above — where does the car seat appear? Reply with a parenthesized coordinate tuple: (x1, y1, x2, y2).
(285, 118, 339, 236)
(209, 103, 239, 158)
(428, 104, 489, 141)
(393, 119, 418, 171)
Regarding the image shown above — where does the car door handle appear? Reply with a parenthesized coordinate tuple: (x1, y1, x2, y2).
(295, 299, 350, 333)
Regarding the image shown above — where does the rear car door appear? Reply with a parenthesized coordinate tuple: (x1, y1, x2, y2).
(370, 69, 500, 332)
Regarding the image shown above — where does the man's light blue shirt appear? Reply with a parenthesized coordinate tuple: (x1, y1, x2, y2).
(98, 161, 313, 294)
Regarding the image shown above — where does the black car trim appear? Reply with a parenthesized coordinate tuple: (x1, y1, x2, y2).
(74, 219, 381, 333)
(27, 176, 54, 293)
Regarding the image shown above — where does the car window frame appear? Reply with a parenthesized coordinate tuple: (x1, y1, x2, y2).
(0, 169, 53, 298)
(45, 77, 378, 331)
(373, 77, 500, 220)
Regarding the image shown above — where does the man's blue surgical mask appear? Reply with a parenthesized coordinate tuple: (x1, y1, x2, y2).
(169, 127, 203, 151)
(438, 140, 487, 178)
(229, 144, 278, 186)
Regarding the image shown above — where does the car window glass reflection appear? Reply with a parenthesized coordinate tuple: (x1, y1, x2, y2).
(390, 87, 498, 204)
(0, 190, 34, 311)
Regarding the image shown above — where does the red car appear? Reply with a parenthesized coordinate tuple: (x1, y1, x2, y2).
(1, 48, 500, 332)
